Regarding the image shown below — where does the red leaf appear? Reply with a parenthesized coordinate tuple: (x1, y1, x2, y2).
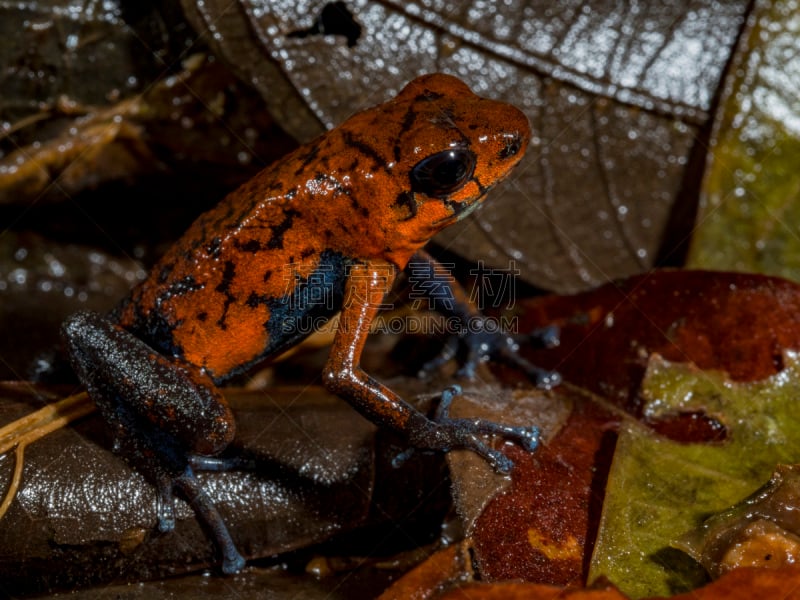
(472, 399, 618, 585)
(521, 270, 800, 414)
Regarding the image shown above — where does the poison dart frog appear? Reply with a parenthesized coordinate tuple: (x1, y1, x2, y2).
(61, 73, 559, 574)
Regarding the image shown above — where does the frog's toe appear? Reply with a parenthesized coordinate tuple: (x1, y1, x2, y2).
(497, 346, 561, 390)
(156, 477, 177, 532)
(222, 552, 247, 575)
(525, 324, 560, 349)
(189, 454, 256, 472)
(406, 385, 540, 473)
(534, 369, 562, 390)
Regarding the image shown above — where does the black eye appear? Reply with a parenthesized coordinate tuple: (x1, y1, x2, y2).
(409, 149, 476, 198)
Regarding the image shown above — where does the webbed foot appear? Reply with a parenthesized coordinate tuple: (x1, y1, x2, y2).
(419, 319, 561, 389)
(403, 385, 540, 474)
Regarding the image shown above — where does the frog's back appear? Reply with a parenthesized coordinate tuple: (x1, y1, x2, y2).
(115, 150, 353, 381)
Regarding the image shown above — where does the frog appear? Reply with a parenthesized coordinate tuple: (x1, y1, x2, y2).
(61, 73, 560, 574)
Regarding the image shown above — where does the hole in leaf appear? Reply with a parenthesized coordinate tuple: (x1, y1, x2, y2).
(647, 411, 728, 443)
(287, 2, 362, 48)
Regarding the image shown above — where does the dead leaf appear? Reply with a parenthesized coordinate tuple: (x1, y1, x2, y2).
(377, 543, 474, 600)
(589, 352, 800, 598)
(0, 383, 449, 595)
(470, 397, 618, 585)
(679, 463, 800, 578)
(0, 54, 294, 207)
(434, 565, 800, 599)
(688, 0, 800, 280)
(180, 0, 752, 292)
(519, 270, 800, 415)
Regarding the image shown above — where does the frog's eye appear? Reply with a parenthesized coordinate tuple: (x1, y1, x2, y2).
(410, 149, 476, 198)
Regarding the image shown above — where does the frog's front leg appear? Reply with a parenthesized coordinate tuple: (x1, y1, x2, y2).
(61, 311, 245, 574)
(409, 250, 561, 388)
(323, 262, 539, 473)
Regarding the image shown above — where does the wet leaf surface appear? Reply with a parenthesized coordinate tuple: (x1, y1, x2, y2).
(377, 543, 474, 600)
(0, 382, 450, 595)
(444, 381, 572, 533)
(0, 232, 144, 381)
(470, 396, 617, 586)
(589, 352, 800, 597)
(687, 0, 800, 280)
(433, 565, 800, 599)
(519, 270, 800, 415)
(0, 1, 188, 129)
(1, 51, 296, 264)
(680, 464, 800, 578)
(180, 0, 750, 293)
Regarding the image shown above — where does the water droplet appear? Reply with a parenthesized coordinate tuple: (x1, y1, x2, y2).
(10, 268, 27, 285)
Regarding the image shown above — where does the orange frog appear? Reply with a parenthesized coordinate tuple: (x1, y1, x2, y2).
(61, 73, 559, 573)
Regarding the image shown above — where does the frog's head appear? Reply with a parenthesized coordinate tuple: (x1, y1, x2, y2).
(328, 73, 530, 265)
(384, 73, 531, 233)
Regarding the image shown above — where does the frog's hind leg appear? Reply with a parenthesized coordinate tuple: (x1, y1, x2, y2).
(115, 411, 246, 574)
(61, 310, 245, 574)
(172, 465, 246, 574)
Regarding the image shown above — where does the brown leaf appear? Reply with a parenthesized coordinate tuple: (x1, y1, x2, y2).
(462, 270, 800, 589)
(0, 383, 449, 595)
(471, 398, 617, 585)
(377, 543, 474, 600)
(520, 270, 800, 416)
(180, 1, 751, 292)
(0, 55, 294, 208)
(434, 566, 800, 599)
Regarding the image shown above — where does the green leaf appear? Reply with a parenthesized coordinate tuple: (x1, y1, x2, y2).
(687, 1, 800, 279)
(588, 351, 800, 598)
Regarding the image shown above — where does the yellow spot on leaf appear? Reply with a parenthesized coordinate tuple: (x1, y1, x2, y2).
(527, 529, 582, 561)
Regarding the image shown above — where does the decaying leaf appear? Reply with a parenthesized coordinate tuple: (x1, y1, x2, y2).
(688, 0, 800, 280)
(589, 351, 800, 598)
(432, 565, 800, 599)
(0, 382, 450, 595)
(376, 542, 475, 600)
(181, 0, 751, 293)
(0, 53, 294, 207)
(519, 270, 800, 413)
(445, 381, 572, 532)
(0, 1, 184, 127)
(469, 397, 618, 586)
(679, 463, 800, 578)
(382, 547, 800, 599)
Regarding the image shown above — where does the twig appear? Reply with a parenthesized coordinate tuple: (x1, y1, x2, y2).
(0, 391, 95, 519)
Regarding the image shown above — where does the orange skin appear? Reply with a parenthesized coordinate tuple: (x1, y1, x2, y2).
(115, 74, 529, 383)
(62, 74, 536, 573)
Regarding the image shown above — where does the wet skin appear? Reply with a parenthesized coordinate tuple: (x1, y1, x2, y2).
(62, 73, 559, 573)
